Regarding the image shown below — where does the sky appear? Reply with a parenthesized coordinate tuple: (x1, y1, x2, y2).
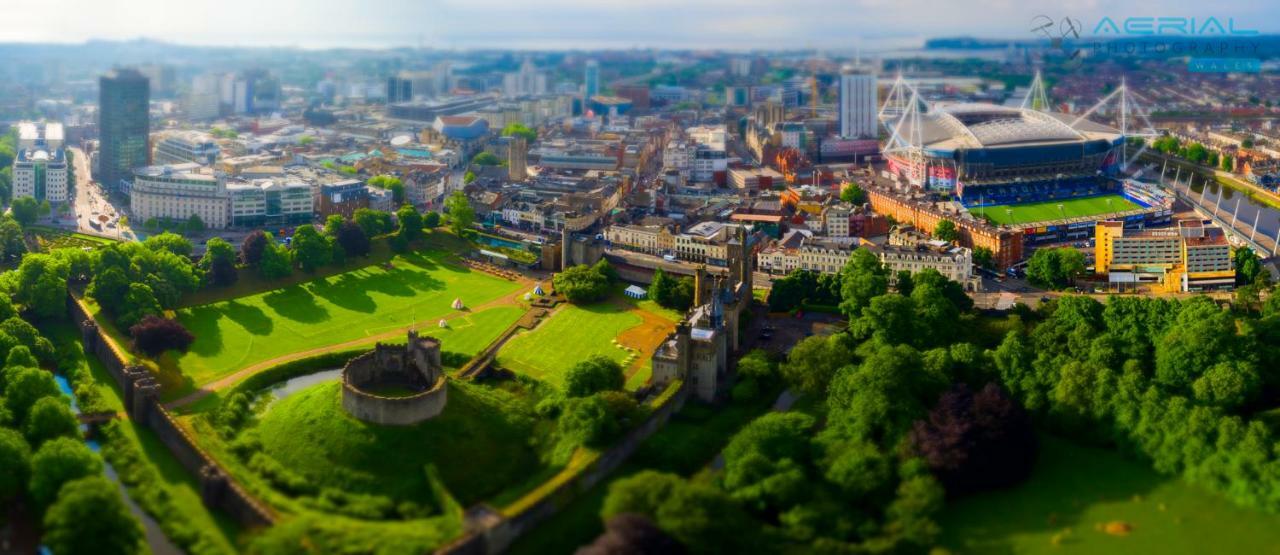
(2, 0, 1278, 51)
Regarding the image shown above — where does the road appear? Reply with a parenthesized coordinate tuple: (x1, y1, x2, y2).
(66, 147, 134, 241)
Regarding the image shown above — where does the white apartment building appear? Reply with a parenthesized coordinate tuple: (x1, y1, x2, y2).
(686, 125, 727, 150)
(673, 221, 734, 264)
(838, 68, 878, 139)
(131, 164, 229, 229)
(12, 122, 69, 203)
(823, 204, 852, 237)
(502, 59, 549, 98)
(757, 237, 977, 289)
(605, 224, 674, 255)
(879, 243, 975, 287)
(663, 141, 691, 177)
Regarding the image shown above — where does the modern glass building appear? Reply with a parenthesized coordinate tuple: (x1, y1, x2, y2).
(98, 68, 151, 193)
(583, 60, 599, 100)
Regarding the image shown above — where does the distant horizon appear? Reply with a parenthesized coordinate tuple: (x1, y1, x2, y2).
(6, 0, 1279, 52)
(3, 32, 1276, 56)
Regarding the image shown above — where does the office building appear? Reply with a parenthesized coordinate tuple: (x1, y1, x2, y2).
(387, 95, 498, 123)
(691, 145, 727, 183)
(227, 179, 314, 227)
(502, 59, 548, 98)
(98, 68, 151, 192)
(315, 179, 372, 219)
(583, 60, 599, 100)
(12, 122, 69, 203)
(153, 131, 220, 166)
(387, 76, 413, 103)
(130, 164, 228, 229)
(839, 67, 878, 139)
(185, 73, 222, 120)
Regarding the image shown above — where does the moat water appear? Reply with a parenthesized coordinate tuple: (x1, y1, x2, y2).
(54, 376, 181, 555)
(261, 368, 342, 410)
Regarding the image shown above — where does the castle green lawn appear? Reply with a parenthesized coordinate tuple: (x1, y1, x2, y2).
(937, 435, 1280, 554)
(254, 379, 556, 507)
(975, 194, 1140, 226)
(495, 301, 642, 390)
(168, 250, 522, 388)
(423, 305, 524, 359)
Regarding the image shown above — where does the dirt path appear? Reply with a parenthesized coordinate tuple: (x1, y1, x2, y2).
(165, 275, 536, 410)
(614, 300, 678, 381)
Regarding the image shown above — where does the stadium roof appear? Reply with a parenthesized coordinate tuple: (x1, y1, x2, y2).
(891, 103, 1121, 151)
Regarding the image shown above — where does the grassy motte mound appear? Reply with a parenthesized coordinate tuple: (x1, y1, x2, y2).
(254, 378, 554, 507)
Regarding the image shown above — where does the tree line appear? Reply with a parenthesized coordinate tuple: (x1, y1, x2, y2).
(0, 294, 145, 554)
(589, 247, 1280, 553)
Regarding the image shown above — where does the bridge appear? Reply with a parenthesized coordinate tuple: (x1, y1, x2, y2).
(1152, 162, 1280, 257)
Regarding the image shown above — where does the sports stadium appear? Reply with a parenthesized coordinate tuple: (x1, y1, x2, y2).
(883, 102, 1172, 243)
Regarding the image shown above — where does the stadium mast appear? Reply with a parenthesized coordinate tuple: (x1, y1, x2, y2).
(1068, 77, 1159, 171)
(1021, 70, 1051, 112)
(882, 86, 927, 185)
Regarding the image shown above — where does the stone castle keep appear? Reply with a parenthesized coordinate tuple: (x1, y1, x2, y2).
(341, 330, 447, 425)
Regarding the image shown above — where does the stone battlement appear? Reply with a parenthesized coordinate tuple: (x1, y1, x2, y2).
(341, 330, 447, 425)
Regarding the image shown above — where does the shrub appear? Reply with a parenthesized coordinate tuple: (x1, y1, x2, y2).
(98, 421, 234, 555)
(130, 316, 195, 357)
(564, 355, 625, 397)
(909, 383, 1037, 495)
(553, 262, 614, 304)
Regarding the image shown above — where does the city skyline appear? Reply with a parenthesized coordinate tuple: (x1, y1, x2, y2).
(5, 0, 1280, 51)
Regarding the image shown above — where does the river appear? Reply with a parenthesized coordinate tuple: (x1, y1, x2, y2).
(1183, 179, 1280, 251)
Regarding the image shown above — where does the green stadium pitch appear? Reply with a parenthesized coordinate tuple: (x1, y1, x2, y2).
(970, 194, 1141, 226)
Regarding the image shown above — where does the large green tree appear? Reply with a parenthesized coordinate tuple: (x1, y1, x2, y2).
(24, 396, 79, 447)
(396, 204, 425, 242)
(781, 334, 854, 396)
(201, 237, 239, 287)
(43, 476, 144, 555)
(5, 366, 61, 423)
(13, 253, 70, 319)
(0, 428, 31, 502)
(1025, 247, 1085, 290)
(932, 219, 959, 243)
(553, 263, 612, 303)
(290, 224, 333, 272)
(840, 183, 867, 205)
(10, 196, 39, 226)
(29, 437, 103, 507)
(564, 355, 625, 397)
(838, 248, 888, 319)
(444, 190, 474, 235)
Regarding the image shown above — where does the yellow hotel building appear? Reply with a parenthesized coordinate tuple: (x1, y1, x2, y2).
(1094, 219, 1235, 293)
